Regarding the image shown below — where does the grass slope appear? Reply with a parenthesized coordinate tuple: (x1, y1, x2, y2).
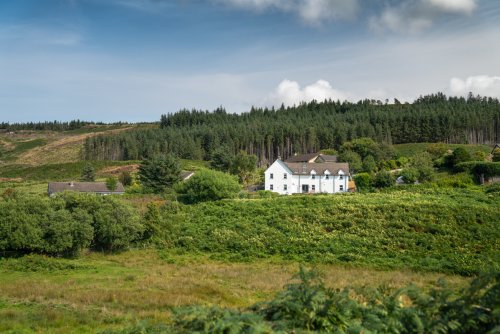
(165, 187, 499, 275)
(393, 142, 492, 157)
(0, 250, 468, 334)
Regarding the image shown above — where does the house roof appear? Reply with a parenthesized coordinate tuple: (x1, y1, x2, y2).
(317, 154, 338, 162)
(285, 153, 320, 163)
(285, 153, 338, 163)
(48, 182, 125, 194)
(284, 162, 349, 175)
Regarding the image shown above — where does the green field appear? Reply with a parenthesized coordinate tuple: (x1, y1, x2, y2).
(393, 142, 492, 157)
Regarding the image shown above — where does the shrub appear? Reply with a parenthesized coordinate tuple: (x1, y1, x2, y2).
(373, 171, 394, 188)
(106, 176, 118, 191)
(176, 169, 241, 204)
(400, 167, 419, 184)
(353, 172, 372, 190)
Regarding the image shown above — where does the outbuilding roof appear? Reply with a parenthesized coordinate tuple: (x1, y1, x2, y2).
(284, 162, 349, 175)
(48, 182, 125, 195)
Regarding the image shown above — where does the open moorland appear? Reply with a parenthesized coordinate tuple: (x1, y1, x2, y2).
(0, 113, 499, 333)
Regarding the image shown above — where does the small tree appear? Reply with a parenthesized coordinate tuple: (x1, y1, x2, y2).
(400, 168, 419, 184)
(338, 150, 362, 173)
(447, 147, 472, 168)
(362, 155, 377, 173)
(106, 176, 118, 191)
(119, 171, 133, 186)
(230, 151, 258, 184)
(176, 169, 240, 203)
(81, 163, 95, 182)
(138, 154, 182, 193)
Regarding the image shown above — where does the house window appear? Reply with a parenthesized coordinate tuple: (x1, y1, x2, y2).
(312, 185, 316, 192)
(270, 184, 273, 190)
(312, 175, 315, 179)
(339, 185, 344, 191)
(270, 173, 273, 179)
(284, 173, 287, 179)
(325, 175, 329, 180)
(339, 175, 343, 180)
(284, 184, 287, 191)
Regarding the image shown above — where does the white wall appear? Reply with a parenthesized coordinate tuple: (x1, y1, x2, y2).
(265, 161, 349, 195)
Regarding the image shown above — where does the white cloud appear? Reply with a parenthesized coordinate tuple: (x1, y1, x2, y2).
(425, 0, 476, 14)
(268, 79, 348, 106)
(213, 0, 358, 23)
(449, 75, 500, 98)
(370, 0, 478, 33)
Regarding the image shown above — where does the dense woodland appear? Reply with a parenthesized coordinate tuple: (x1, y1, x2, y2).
(83, 93, 500, 163)
(0, 120, 96, 131)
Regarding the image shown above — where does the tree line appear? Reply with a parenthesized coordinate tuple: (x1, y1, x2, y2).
(83, 93, 500, 163)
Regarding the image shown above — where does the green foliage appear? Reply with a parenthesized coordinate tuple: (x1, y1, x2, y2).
(153, 187, 499, 275)
(338, 151, 362, 173)
(106, 176, 118, 191)
(0, 193, 144, 255)
(81, 163, 96, 181)
(175, 169, 241, 204)
(426, 142, 448, 158)
(400, 168, 419, 184)
(493, 148, 500, 162)
(85, 94, 500, 163)
(447, 147, 473, 168)
(229, 151, 258, 184)
(352, 172, 372, 190)
(362, 155, 377, 173)
(411, 152, 434, 182)
(108, 268, 500, 334)
(210, 146, 234, 172)
(119, 171, 133, 186)
(0, 195, 94, 256)
(0, 254, 94, 272)
(138, 154, 182, 193)
(456, 162, 500, 179)
(373, 170, 395, 188)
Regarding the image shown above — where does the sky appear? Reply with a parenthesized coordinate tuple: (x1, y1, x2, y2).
(0, 0, 499, 122)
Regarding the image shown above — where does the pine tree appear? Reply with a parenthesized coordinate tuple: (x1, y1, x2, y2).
(81, 163, 95, 182)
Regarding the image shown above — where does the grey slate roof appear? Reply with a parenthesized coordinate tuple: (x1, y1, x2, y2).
(285, 153, 320, 163)
(48, 182, 125, 195)
(285, 153, 338, 163)
(317, 154, 338, 162)
(284, 162, 349, 175)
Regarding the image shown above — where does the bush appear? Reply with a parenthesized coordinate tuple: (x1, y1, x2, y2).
(400, 167, 419, 184)
(373, 171, 395, 188)
(353, 172, 372, 190)
(0, 195, 93, 256)
(176, 169, 241, 204)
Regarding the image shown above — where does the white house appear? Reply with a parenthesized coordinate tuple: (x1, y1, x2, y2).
(264, 159, 351, 195)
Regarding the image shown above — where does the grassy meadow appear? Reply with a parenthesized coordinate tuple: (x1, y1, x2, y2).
(0, 250, 471, 334)
(0, 131, 499, 333)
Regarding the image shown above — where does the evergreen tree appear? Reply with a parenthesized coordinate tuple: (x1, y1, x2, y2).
(138, 154, 181, 193)
(81, 164, 96, 182)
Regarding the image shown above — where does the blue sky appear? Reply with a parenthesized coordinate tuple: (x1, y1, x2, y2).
(1, 0, 499, 122)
